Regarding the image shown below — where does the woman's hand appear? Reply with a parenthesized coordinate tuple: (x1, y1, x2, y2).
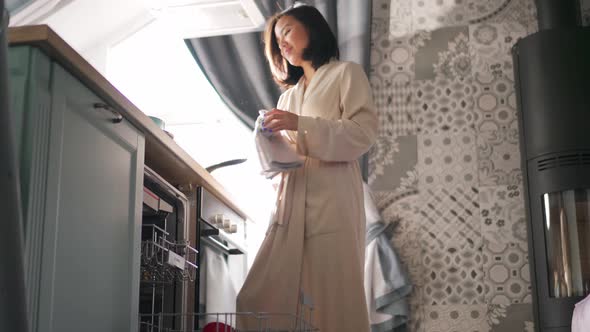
(263, 108, 299, 132)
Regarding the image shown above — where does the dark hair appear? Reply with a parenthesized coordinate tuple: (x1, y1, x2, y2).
(263, 5, 339, 87)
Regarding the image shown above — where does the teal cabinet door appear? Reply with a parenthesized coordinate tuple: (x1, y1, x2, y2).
(8, 45, 144, 332)
(8, 46, 54, 332)
(34, 65, 144, 332)
(8, 46, 52, 227)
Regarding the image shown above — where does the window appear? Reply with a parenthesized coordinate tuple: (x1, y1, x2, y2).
(106, 19, 273, 265)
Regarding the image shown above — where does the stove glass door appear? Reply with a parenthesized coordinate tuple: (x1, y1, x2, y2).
(543, 188, 590, 298)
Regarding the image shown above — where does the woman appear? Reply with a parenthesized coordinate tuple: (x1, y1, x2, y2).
(237, 5, 377, 332)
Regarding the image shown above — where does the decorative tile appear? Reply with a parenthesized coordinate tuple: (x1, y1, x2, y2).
(414, 78, 476, 134)
(366, 0, 539, 326)
(369, 73, 388, 92)
(423, 243, 485, 305)
(374, 82, 416, 137)
(472, 74, 518, 132)
(418, 133, 478, 187)
(373, 190, 424, 286)
(477, 129, 522, 186)
(479, 185, 527, 245)
(369, 136, 418, 190)
(370, 36, 392, 79)
(412, 0, 468, 31)
(470, 0, 538, 34)
(373, 0, 394, 19)
(370, 34, 416, 83)
(371, 16, 390, 41)
(371, 188, 425, 329)
(423, 305, 490, 332)
(368, 136, 397, 185)
(374, 187, 421, 234)
(419, 185, 481, 249)
(410, 30, 433, 51)
(412, 0, 536, 33)
(469, 23, 527, 81)
(433, 33, 471, 80)
(487, 303, 533, 331)
(390, 39, 416, 82)
(394, 230, 426, 289)
(409, 286, 426, 332)
(526, 0, 539, 34)
(414, 27, 471, 81)
(464, 0, 514, 23)
(387, 0, 413, 38)
(373, 192, 424, 296)
(483, 240, 531, 305)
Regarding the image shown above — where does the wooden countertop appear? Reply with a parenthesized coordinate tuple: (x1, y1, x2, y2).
(8, 25, 250, 221)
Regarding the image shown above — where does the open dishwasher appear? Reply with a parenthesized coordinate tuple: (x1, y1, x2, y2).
(139, 166, 316, 331)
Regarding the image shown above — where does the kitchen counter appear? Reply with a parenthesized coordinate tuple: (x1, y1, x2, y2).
(8, 24, 249, 220)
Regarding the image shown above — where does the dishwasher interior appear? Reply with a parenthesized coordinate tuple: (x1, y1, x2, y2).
(139, 166, 197, 331)
(139, 166, 317, 331)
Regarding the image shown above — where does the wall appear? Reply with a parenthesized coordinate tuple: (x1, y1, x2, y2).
(369, 0, 590, 330)
(367, 0, 539, 331)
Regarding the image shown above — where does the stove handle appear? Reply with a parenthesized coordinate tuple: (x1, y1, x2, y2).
(201, 234, 244, 255)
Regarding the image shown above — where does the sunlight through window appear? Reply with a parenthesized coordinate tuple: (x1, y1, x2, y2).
(106, 18, 273, 264)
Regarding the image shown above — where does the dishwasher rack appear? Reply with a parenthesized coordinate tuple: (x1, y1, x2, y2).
(138, 309, 318, 332)
(140, 224, 198, 283)
(139, 293, 317, 332)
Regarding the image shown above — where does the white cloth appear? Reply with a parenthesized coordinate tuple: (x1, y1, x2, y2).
(254, 112, 304, 178)
(364, 182, 381, 226)
(572, 293, 590, 332)
(363, 183, 412, 331)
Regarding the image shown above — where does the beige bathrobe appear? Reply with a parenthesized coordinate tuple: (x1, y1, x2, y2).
(237, 60, 378, 332)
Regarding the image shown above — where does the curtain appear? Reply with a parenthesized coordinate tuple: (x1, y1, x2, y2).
(185, 0, 373, 129)
(185, 0, 373, 177)
(6, 0, 30, 13)
(185, 31, 281, 129)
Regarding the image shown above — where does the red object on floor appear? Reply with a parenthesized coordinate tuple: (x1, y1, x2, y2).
(203, 322, 235, 332)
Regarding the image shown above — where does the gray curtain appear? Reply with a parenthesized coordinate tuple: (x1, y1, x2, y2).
(185, 30, 281, 130)
(6, 0, 30, 13)
(185, 0, 373, 130)
(0, 3, 29, 332)
(185, 0, 373, 178)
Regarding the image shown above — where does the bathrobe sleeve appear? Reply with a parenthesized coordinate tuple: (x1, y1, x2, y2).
(296, 62, 378, 161)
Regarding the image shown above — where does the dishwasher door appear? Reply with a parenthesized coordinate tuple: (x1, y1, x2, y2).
(197, 185, 248, 329)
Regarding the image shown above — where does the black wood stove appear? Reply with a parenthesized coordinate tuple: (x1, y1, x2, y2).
(513, 0, 590, 330)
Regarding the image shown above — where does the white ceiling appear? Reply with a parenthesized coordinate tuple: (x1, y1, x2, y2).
(12, 0, 267, 55)
(40, 0, 154, 53)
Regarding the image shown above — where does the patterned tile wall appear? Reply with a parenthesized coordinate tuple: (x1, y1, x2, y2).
(364, 0, 557, 330)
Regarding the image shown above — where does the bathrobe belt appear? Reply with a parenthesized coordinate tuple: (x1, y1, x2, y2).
(272, 90, 304, 227)
(271, 166, 305, 227)
(274, 173, 289, 225)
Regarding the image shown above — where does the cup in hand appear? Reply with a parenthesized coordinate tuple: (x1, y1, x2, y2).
(257, 109, 274, 137)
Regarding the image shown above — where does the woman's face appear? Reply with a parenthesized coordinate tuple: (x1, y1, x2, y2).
(274, 15, 309, 67)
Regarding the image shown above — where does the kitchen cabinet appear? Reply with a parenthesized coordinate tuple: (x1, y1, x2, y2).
(8, 45, 144, 332)
(7, 24, 251, 332)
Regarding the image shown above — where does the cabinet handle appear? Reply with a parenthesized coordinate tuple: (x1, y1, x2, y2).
(93, 103, 123, 123)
